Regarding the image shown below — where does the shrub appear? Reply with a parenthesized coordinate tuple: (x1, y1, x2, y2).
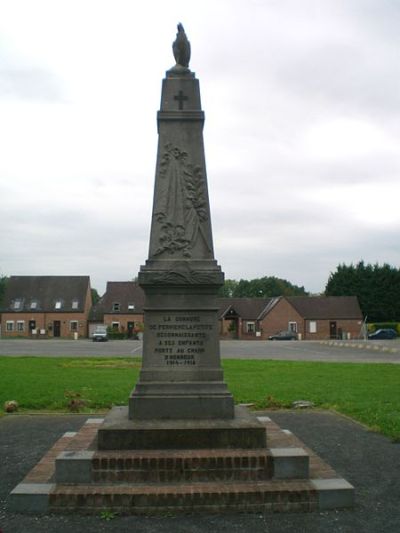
(106, 327, 127, 340)
(368, 322, 400, 334)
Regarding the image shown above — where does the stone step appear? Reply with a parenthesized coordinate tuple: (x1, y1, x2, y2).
(9, 417, 354, 514)
(55, 446, 309, 484)
(49, 479, 319, 514)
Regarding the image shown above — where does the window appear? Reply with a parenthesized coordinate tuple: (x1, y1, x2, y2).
(128, 303, 135, 310)
(112, 302, 120, 312)
(288, 321, 297, 333)
(55, 300, 62, 310)
(30, 301, 38, 310)
(12, 299, 22, 310)
(70, 321, 78, 331)
(309, 321, 317, 334)
(71, 299, 79, 310)
(6, 321, 14, 332)
(112, 322, 120, 331)
(246, 322, 256, 333)
(17, 321, 25, 332)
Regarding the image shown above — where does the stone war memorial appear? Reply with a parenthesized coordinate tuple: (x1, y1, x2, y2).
(10, 24, 354, 514)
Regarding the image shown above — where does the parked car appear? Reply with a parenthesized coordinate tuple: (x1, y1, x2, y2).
(92, 325, 108, 342)
(268, 330, 298, 341)
(368, 328, 398, 340)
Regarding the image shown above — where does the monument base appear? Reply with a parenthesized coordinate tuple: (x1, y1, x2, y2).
(98, 405, 266, 450)
(9, 410, 355, 515)
(129, 381, 235, 420)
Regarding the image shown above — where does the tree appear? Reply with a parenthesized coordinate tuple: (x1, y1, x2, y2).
(217, 279, 238, 297)
(218, 276, 308, 298)
(0, 275, 8, 307)
(91, 288, 101, 305)
(325, 261, 400, 322)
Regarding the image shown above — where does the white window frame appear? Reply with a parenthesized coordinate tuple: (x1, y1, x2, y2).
(112, 302, 120, 312)
(288, 321, 298, 333)
(246, 321, 256, 333)
(6, 321, 14, 332)
(30, 301, 38, 310)
(17, 320, 25, 332)
(71, 300, 79, 310)
(55, 300, 62, 310)
(128, 303, 135, 310)
(13, 299, 22, 310)
(112, 321, 120, 331)
(309, 321, 317, 334)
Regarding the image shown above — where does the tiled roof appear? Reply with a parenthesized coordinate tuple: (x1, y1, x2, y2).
(2, 276, 90, 313)
(219, 296, 363, 320)
(90, 282, 145, 319)
(218, 298, 273, 320)
(286, 296, 363, 319)
(88, 286, 363, 323)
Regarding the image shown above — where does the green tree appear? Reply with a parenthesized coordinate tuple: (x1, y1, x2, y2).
(0, 275, 8, 308)
(218, 276, 308, 298)
(325, 261, 400, 322)
(91, 288, 100, 305)
(217, 279, 238, 297)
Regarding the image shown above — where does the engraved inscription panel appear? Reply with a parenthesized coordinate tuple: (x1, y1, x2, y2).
(144, 311, 218, 367)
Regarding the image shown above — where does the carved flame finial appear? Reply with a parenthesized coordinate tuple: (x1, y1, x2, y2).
(172, 23, 191, 68)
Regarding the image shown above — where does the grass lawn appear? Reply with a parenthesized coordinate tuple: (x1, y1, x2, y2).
(0, 356, 399, 441)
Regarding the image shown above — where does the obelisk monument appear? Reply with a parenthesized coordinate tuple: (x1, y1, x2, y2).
(130, 24, 234, 420)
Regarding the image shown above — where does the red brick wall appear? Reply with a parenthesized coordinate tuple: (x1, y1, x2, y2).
(1, 312, 90, 338)
(260, 299, 304, 340)
(103, 314, 144, 333)
(304, 318, 363, 340)
(220, 318, 239, 339)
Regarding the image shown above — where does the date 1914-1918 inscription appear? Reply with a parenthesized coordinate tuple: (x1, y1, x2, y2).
(148, 314, 213, 365)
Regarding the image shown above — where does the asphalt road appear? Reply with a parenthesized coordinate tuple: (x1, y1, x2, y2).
(0, 338, 399, 363)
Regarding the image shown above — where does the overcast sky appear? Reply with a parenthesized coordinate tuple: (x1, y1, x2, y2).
(1, 0, 399, 295)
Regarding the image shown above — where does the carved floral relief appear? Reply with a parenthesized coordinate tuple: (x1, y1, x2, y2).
(152, 143, 212, 258)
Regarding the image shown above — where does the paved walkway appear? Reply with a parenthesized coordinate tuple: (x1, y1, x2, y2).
(1, 410, 399, 532)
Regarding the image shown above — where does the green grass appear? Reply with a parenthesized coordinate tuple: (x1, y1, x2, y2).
(0, 357, 399, 441)
(0, 358, 141, 411)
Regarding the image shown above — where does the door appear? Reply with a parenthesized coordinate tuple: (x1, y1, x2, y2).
(53, 320, 61, 337)
(127, 322, 135, 338)
(329, 321, 337, 339)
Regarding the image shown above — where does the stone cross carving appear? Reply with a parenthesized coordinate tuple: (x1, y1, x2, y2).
(174, 90, 188, 110)
(172, 23, 191, 68)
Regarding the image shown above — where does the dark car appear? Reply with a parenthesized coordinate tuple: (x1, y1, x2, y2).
(368, 328, 398, 340)
(268, 330, 298, 341)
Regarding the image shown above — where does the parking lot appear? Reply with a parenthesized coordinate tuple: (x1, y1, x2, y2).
(0, 338, 399, 363)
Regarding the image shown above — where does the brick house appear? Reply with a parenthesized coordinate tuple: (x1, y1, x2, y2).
(89, 281, 145, 338)
(90, 283, 363, 341)
(281, 296, 364, 340)
(219, 298, 276, 340)
(0, 276, 92, 338)
(219, 296, 363, 340)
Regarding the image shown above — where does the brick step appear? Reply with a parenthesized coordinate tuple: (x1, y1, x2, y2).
(93, 448, 270, 483)
(49, 479, 318, 514)
(56, 447, 309, 484)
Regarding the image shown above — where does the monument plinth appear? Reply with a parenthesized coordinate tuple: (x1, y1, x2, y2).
(129, 26, 234, 421)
